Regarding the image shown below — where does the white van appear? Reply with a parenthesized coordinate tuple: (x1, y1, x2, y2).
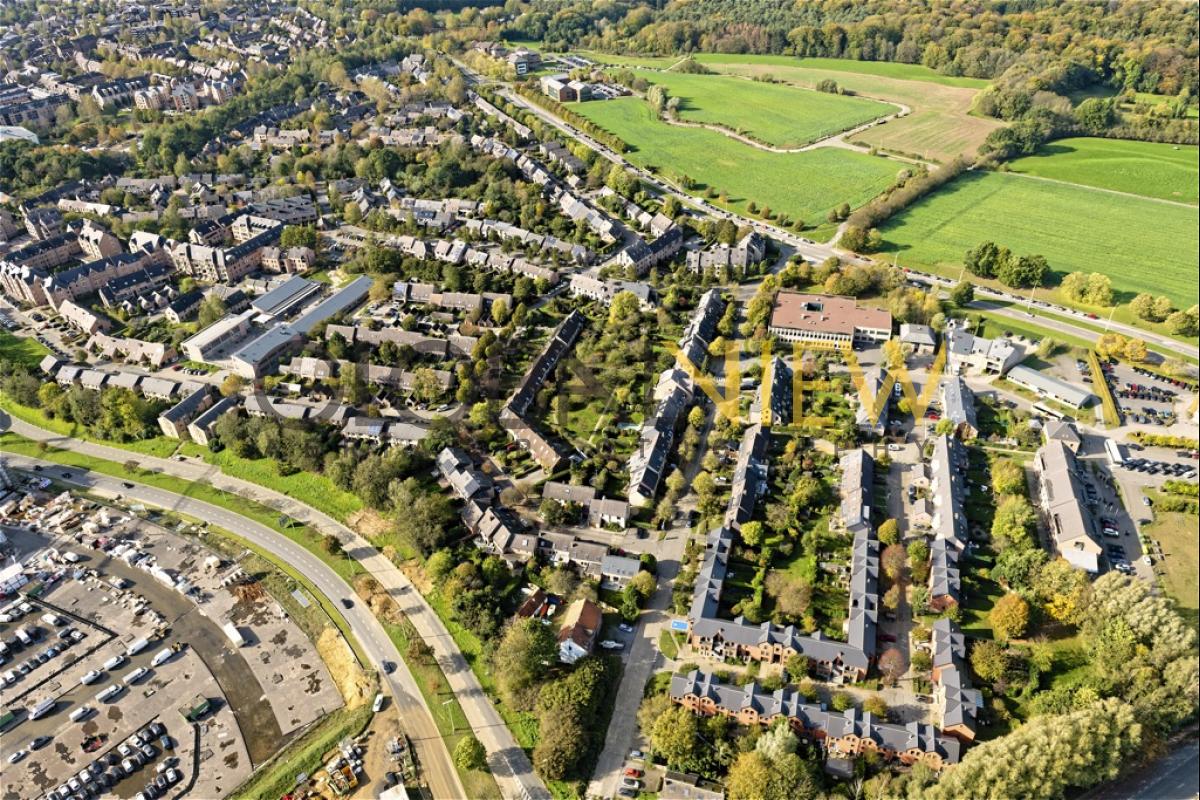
(28, 698, 56, 720)
(123, 667, 149, 685)
(102, 654, 126, 671)
(69, 706, 92, 722)
(372, 692, 385, 713)
(150, 648, 173, 668)
(95, 684, 122, 703)
(125, 638, 150, 657)
(41, 613, 66, 627)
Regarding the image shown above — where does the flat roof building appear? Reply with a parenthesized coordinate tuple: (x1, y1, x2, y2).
(768, 293, 892, 346)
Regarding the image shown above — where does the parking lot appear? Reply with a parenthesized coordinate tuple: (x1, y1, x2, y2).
(1093, 360, 1191, 428)
(1, 487, 343, 800)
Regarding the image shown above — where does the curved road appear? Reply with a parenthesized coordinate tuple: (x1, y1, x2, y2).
(0, 449, 466, 800)
(1, 414, 551, 800)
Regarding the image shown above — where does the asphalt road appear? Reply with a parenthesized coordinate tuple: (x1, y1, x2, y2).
(2, 414, 550, 800)
(1081, 741, 1199, 800)
(1, 451, 467, 800)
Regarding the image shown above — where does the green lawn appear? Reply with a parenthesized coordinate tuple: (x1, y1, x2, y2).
(881, 170, 1200, 307)
(180, 442, 362, 522)
(0, 394, 182, 458)
(623, 68, 894, 149)
(573, 96, 900, 234)
(1145, 510, 1200, 630)
(0, 330, 50, 368)
(1008, 138, 1199, 204)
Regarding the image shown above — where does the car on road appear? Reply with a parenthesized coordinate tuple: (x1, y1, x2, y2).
(122, 482, 134, 489)
(382, 661, 396, 674)
(599, 640, 623, 650)
(30, 735, 52, 750)
(1142, 496, 1153, 506)
(340, 598, 354, 609)
(618, 623, 634, 633)
(7, 750, 26, 764)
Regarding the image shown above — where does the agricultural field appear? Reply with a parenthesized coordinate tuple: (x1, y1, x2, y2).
(1007, 138, 1199, 204)
(573, 96, 900, 235)
(879, 170, 1200, 308)
(685, 54, 1001, 162)
(619, 68, 895, 149)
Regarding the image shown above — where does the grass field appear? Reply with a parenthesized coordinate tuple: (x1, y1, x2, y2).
(0, 329, 50, 368)
(1008, 138, 1199, 204)
(623, 68, 894, 149)
(180, 442, 363, 522)
(0, 394, 183, 458)
(680, 55, 1000, 162)
(1146, 510, 1199, 630)
(573, 96, 900, 233)
(880, 170, 1200, 307)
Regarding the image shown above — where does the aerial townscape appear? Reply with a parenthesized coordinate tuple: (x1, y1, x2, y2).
(0, 2, 1198, 800)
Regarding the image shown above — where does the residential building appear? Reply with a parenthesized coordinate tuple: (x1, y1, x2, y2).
(1034, 439, 1102, 573)
(1043, 420, 1082, 453)
(77, 220, 123, 261)
(900, 323, 937, 355)
(941, 377, 978, 440)
(615, 225, 684, 276)
(686, 231, 766, 274)
(58, 299, 110, 334)
(944, 320, 1023, 376)
(724, 424, 768, 531)
(158, 386, 216, 439)
(670, 670, 960, 769)
(599, 555, 641, 591)
(768, 293, 892, 346)
(186, 395, 240, 447)
(557, 598, 602, 663)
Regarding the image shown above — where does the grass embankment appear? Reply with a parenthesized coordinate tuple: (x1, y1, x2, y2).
(0, 329, 50, 367)
(882, 170, 1199, 309)
(382, 622, 502, 800)
(572, 96, 898, 236)
(231, 705, 374, 800)
(0, 394, 182, 458)
(1008, 138, 1198, 205)
(1087, 351, 1121, 427)
(623, 67, 894, 149)
(179, 442, 362, 522)
(1145, 511, 1200, 631)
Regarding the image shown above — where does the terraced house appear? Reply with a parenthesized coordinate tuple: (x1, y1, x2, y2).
(670, 670, 961, 769)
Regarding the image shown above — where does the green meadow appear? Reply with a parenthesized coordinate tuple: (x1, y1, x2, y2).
(574, 96, 900, 233)
(880, 170, 1200, 307)
(1008, 137, 1198, 204)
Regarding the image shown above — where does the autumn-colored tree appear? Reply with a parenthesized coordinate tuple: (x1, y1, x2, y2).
(878, 648, 906, 684)
(990, 593, 1031, 642)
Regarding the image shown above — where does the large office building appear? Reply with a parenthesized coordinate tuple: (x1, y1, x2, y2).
(768, 293, 892, 346)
